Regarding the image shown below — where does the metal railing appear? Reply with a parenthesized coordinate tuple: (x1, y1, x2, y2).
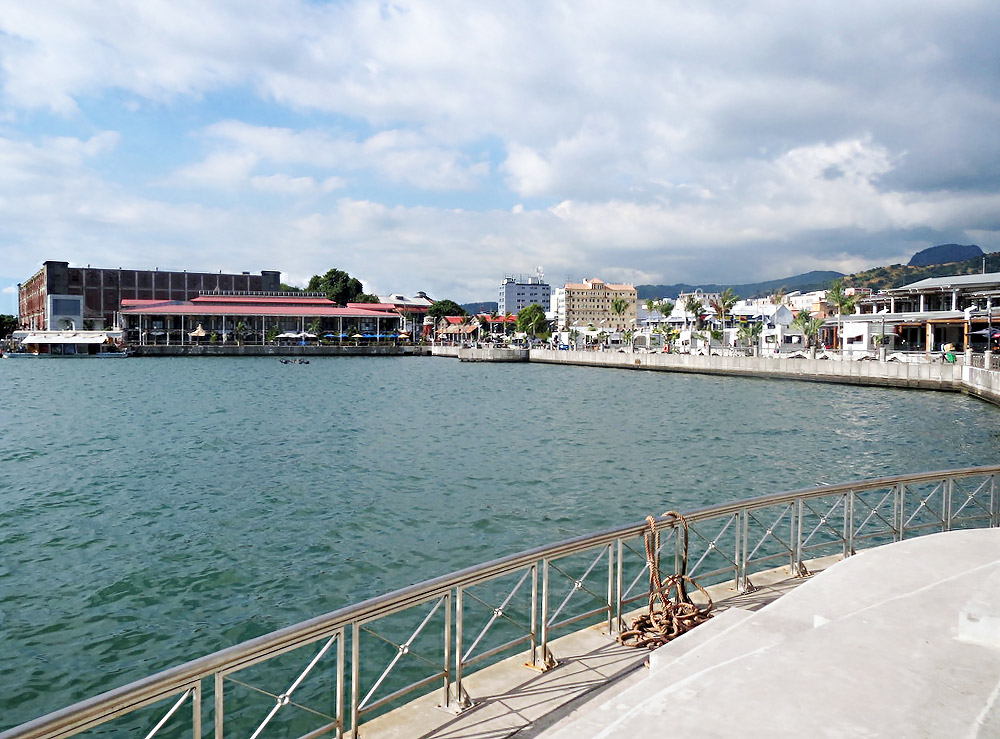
(3, 466, 998, 739)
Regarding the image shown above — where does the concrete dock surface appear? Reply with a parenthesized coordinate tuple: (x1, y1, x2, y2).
(364, 528, 1000, 739)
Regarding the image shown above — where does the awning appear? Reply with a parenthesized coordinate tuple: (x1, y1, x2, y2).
(21, 333, 109, 345)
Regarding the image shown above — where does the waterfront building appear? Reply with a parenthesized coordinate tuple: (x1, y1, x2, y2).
(844, 272, 1000, 353)
(118, 294, 402, 345)
(498, 272, 551, 315)
(378, 292, 435, 337)
(434, 315, 480, 343)
(477, 313, 517, 336)
(17, 261, 280, 331)
(560, 278, 637, 331)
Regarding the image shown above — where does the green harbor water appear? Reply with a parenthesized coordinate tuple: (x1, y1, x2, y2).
(2, 355, 999, 731)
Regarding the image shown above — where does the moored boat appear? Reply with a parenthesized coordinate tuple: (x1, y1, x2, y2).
(2, 329, 128, 358)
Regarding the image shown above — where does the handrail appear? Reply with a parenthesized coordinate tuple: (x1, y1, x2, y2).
(4, 464, 999, 739)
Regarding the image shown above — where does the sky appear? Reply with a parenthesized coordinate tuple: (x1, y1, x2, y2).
(2, 0, 999, 314)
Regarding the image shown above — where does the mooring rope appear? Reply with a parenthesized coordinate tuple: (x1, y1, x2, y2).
(619, 510, 713, 649)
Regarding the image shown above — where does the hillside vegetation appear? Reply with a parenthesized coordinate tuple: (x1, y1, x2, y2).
(844, 252, 1000, 291)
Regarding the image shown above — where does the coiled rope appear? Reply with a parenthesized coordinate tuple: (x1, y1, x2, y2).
(619, 511, 713, 649)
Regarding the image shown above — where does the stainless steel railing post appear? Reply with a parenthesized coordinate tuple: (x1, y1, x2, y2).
(614, 539, 623, 633)
(529, 564, 538, 667)
(336, 628, 345, 739)
(791, 497, 803, 576)
(737, 508, 749, 592)
(454, 586, 464, 705)
(351, 623, 360, 739)
(992, 474, 999, 527)
(606, 544, 614, 635)
(191, 683, 201, 739)
(540, 559, 550, 663)
(944, 476, 954, 532)
(894, 482, 904, 541)
(442, 592, 452, 709)
(214, 672, 224, 739)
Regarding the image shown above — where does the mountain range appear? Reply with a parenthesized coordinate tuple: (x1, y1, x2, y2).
(638, 244, 991, 300)
(461, 244, 994, 312)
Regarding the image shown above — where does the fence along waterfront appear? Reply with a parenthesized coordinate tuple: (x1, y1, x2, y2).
(3, 465, 998, 739)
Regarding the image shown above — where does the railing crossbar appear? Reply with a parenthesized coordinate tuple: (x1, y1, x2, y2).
(141, 688, 191, 739)
(799, 496, 846, 549)
(744, 505, 793, 562)
(853, 489, 895, 538)
(461, 570, 532, 663)
(224, 677, 333, 722)
(688, 517, 737, 577)
(359, 597, 444, 711)
(547, 548, 607, 627)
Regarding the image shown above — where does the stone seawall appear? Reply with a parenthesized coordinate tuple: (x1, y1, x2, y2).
(458, 348, 529, 362)
(527, 349, 1000, 408)
(132, 345, 429, 357)
(528, 349, 964, 391)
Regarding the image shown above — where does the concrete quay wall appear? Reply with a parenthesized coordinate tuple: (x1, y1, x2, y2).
(458, 347, 529, 362)
(528, 349, 1000, 399)
(132, 344, 429, 357)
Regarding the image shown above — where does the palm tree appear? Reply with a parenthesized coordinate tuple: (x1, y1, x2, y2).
(684, 297, 704, 330)
(827, 279, 857, 351)
(738, 321, 762, 355)
(657, 300, 674, 322)
(611, 296, 629, 329)
(771, 287, 787, 307)
(791, 310, 825, 353)
(709, 288, 738, 351)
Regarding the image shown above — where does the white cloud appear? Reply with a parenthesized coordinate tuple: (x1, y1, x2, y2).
(0, 1, 998, 296)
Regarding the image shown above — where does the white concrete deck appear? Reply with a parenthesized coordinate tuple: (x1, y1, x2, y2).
(535, 527, 1000, 739)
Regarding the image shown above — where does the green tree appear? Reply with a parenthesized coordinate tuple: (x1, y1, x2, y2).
(611, 296, 630, 326)
(427, 299, 467, 319)
(516, 303, 550, 339)
(280, 283, 303, 292)
(657, 300, 674, 320)
(0, 314, 17, 337)
(737, 322, 762, 352)
(684, 296, 704, 329)
(791, 310, 824, 350)
(352, 293, 380, 303)
(307, 268, 365, 305)
(710, 288, 738, 329)
(827, 279, 857, 350)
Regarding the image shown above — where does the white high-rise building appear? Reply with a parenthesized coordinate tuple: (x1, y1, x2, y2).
(498, 268, 552, 315)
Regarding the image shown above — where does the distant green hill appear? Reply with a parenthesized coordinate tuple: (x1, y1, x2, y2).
(846, 251, 1000, 291)
(908, 243, 982, 267)
(636, 270, 844, 300)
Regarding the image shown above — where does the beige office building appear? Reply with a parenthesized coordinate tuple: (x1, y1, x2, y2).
(560, 278, 638, 329)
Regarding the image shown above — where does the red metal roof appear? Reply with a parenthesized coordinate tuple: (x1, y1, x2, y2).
(345, 303, 401, 312)
(190, 295, 335, 306)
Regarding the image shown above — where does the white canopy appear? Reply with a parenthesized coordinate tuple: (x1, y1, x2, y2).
(20, 332, 111, 345)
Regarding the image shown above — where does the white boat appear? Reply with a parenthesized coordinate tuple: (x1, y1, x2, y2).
(2, 330, 129, 358)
